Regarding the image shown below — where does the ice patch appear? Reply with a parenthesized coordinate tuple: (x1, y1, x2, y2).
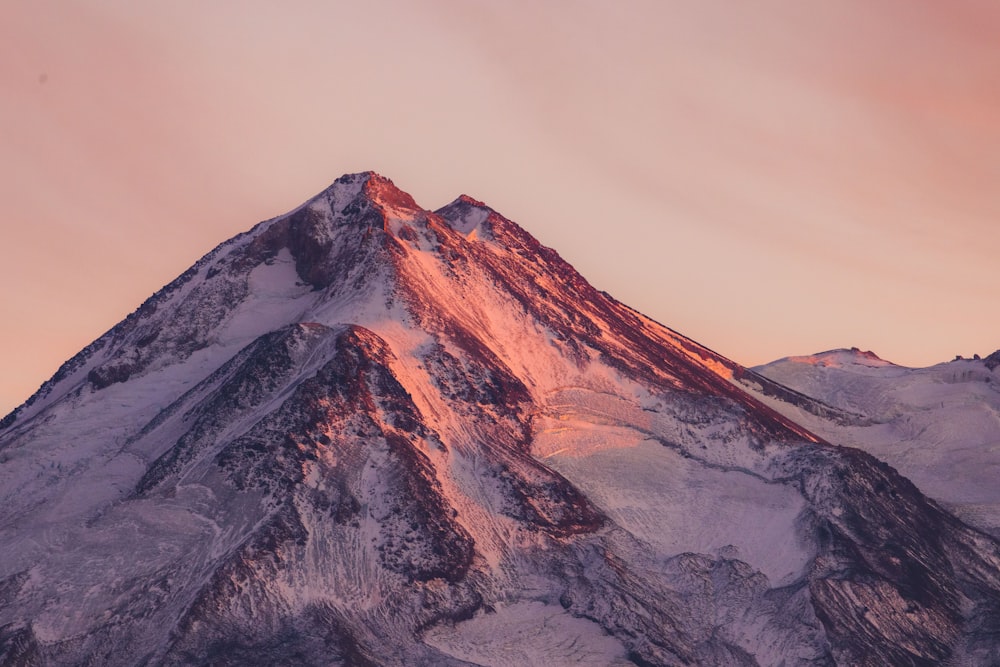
(424, 601, 632, 667)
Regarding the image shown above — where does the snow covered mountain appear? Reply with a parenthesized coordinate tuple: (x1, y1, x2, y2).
(2, 172, 1000, 666)
(749, 348, 1000, 538)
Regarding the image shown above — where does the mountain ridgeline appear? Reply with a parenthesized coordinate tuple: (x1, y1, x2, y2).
(2, 172, 1000, 666)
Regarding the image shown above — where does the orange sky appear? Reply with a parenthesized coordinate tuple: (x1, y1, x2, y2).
(2, 1, 1000, 415)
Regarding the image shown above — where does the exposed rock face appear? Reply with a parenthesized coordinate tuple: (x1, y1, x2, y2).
(2, 172, 1000, 665)
(985, 349, 1000, 371)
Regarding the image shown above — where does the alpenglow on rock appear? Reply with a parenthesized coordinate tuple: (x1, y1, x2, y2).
(2, 172, 1000, 666)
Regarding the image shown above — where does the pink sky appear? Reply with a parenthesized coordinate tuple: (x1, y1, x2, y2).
(2, 1, 1000, 415)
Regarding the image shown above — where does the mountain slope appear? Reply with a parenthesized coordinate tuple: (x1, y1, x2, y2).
(2, 173, 1000, 666)
(750, 349, 1000, 537)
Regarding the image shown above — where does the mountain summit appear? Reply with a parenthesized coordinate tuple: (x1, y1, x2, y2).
(2, 172, 1000, 666)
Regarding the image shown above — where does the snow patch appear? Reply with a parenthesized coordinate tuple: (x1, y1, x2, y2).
(424, 601, 632, 666)
(754, 353, 1000, 536)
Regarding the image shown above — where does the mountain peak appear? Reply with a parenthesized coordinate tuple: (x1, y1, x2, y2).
(435, 194, 494, 236)
(308, 173, 492, 239)
(304, 171, 419, 217)
(455, 193, 486, 206)
(361, 172, 421, 217)
(782, 347, 896, 369)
